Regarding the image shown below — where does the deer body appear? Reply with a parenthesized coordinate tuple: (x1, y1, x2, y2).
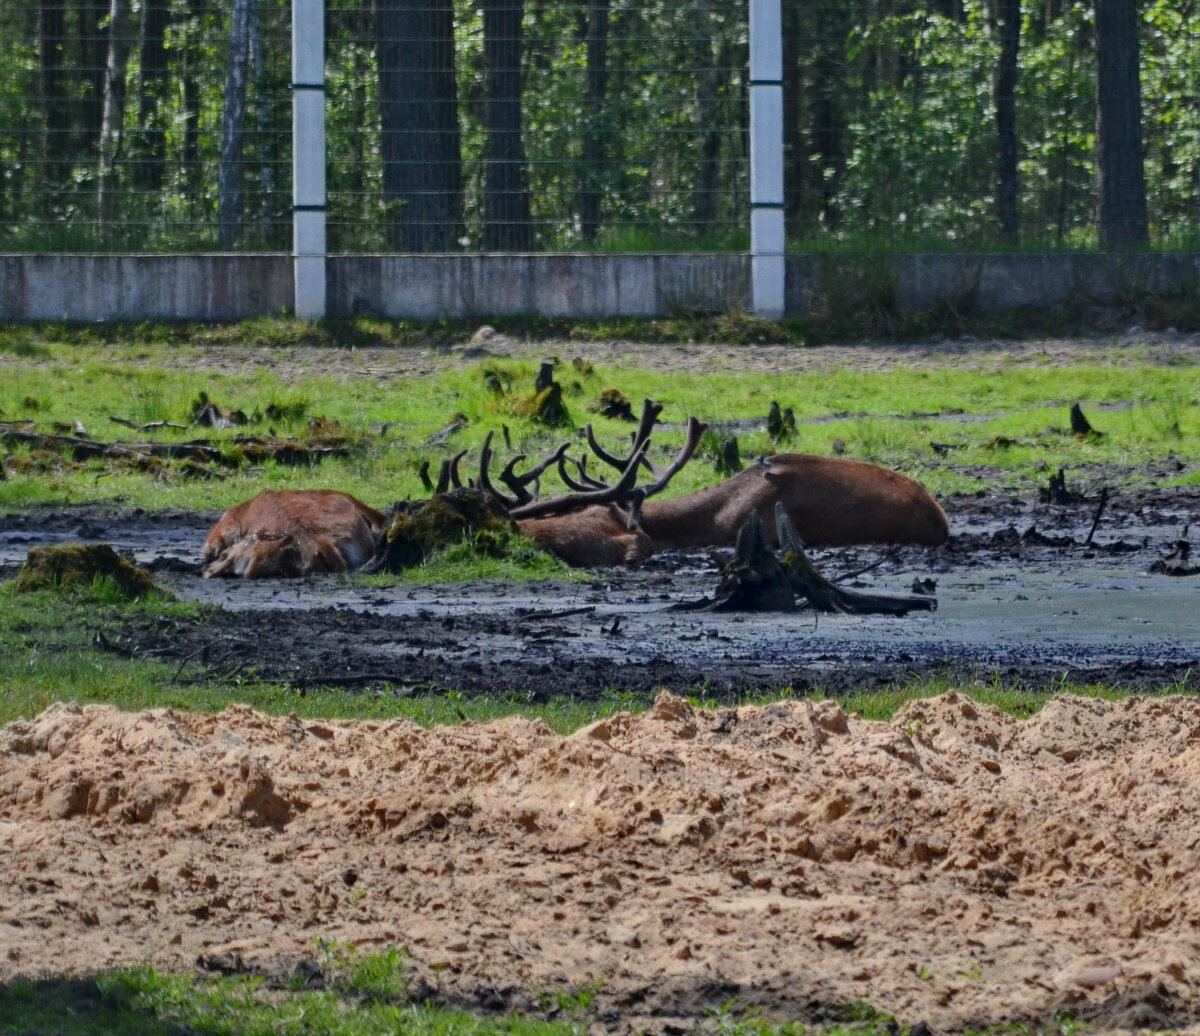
(518, 504, 652, 567)
(639, 454, 949, 549)
(199, 401, 947, 577)
(202, 489, 386, 578)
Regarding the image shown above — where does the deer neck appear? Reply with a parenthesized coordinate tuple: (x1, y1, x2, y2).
(639, 481, 742, 549)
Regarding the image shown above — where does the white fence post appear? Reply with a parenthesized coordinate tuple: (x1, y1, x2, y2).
(292, 0, 326, 320)
(749, 0, 785, 320)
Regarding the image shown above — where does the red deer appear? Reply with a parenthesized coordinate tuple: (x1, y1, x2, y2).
(638, 455, 949, 549)
(201, 399, 947, 576)
(202, 489, 386, 578)
(487, 400, 949, 552)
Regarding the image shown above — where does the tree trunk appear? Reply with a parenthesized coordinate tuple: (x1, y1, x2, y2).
(812, 7, 849, 232)
(782, 1, 806, 238)
(133, 0, 171, 191)
(692, 0, 721, 239)
(1094, 0, 1148, 248)
(217, 0, 254, 248)
(78, 0, 108, 160)
(482, 0, 533, 250)
(38, 0, 69, 187)
(180, 0, 203, 198)
(97, 0, 133, 231)
(578, 0, 609, 243)
(377, 0, 464, 252)
(994, 0, 1020, 241)
(251, 4, 275, 235)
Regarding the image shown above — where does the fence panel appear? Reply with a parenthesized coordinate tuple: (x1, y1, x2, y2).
(0, 1, 1195, 255)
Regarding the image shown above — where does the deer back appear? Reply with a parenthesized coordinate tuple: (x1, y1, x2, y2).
(202, 490, 387, 578)
(641, 454, 948, 549)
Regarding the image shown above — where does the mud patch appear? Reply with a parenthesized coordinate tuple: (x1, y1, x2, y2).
(2, 488, 1198, 698)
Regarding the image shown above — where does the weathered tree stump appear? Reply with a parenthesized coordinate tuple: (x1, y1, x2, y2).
(714, 435, 742, 476)
(679, 505, 937, 616)
(1070, 402, 1104, 439)
(1150, 527, 1198, 577)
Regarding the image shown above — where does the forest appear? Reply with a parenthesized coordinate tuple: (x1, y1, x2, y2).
(2, 0, 1197, 254)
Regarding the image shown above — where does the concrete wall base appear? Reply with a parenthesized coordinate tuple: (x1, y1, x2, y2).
(1, 251, 1196, 323)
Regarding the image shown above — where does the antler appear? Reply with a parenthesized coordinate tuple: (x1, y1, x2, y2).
(469, 397, 708, 525)
(510, 404, 708, 520)
(476, 430, 571, 508)
(508, 440, 650, 519)
(434, 449, 469, 493)
(583, 398, 663, 474)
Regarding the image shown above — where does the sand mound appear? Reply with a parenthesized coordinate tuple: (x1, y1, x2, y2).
(1, 692, 1199, 1033)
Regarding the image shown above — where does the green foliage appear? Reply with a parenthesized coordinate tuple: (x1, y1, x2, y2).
(13, 544, 159, 601)
(1, 0, 1196, 250)
(0, 965, 580, 1036)
(0, 966, 986, 1036)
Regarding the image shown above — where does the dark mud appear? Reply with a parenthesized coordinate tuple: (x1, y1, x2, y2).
(2, 488, 1198, 702)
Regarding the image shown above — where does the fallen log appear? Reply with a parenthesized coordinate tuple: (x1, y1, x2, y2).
(0, 422, 226, 464)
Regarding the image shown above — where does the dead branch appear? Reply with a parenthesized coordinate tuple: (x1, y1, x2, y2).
(676, 506, 936, 616)
(109, 416, 189, 432)
(1, 422, 226, 464)
(1085, 487, 1110, 545)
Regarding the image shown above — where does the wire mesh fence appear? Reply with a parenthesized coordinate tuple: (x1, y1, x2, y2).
(0, 0, 1195, 255)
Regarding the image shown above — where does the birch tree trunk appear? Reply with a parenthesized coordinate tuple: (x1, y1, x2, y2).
(97, 0, 132, 232)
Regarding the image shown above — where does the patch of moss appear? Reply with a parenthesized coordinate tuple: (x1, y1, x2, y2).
(13, 543, 157, 599)
(375, 488, 523, 571)
(512, 383, 571, 427)
(587, 387, 636, 422)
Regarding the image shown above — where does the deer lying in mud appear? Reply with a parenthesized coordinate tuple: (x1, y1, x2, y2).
(202, 399, 948, 576)
(201, 489, 387, 578)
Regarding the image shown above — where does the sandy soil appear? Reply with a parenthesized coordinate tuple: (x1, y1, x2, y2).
(2, 693, 1200, 1033)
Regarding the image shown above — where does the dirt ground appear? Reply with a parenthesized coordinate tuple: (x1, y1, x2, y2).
(4, 693, 1200, 1034)
(1, 335, 1199, 1032)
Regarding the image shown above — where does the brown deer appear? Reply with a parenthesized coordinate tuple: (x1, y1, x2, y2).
(202, 399, 947, 577)
(202, 489, 386, 578)
(490, 399, 949, 552)
(638, 454, 949, 548)
(200, 421, 690, 576)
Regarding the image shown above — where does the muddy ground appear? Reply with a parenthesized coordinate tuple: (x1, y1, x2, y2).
(1, 484, 1197, 700)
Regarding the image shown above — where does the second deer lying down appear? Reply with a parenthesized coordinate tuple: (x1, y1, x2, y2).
(202, 399, 948, 576)
(202, 489, 386, 578)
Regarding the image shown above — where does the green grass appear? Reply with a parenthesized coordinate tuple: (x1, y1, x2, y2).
(1, 331, 1196, 512)
(0, 960, 1079, 1036)
(0, 963, 584, 1036)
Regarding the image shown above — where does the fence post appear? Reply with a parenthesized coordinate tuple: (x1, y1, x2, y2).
(749, 0, 784, 320)
(292, 0, 326, 319)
